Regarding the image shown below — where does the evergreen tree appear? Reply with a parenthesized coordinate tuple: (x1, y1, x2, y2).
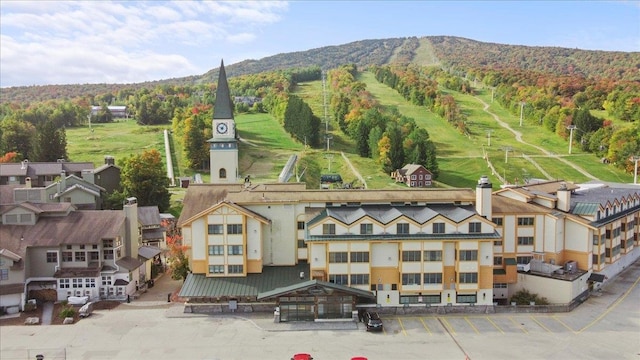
(385, 122, 405, 173)
(183, 116, 208, 170)
(32, 119, 68, 162)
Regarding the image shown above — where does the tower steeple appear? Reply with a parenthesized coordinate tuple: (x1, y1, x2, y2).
(213, 60, 233, 120)
(208, 59, 239, 184)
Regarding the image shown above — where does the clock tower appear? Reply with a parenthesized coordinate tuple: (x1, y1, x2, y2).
(208, 60, 238, 183)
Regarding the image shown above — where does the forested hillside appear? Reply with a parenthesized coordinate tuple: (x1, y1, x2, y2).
(2, 36, 637, 104)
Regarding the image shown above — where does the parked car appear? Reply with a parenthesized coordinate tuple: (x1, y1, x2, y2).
(363, 311, 383, 331)
(79, 302, 94, 318)
(291, 354, 313, 360)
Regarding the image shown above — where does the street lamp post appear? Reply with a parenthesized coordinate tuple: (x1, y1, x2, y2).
(567, 125, 577, 154)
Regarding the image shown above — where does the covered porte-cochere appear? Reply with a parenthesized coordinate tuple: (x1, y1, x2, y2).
(257, 280, 375, 322)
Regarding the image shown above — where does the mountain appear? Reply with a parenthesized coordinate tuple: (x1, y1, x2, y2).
(2, 36, 638, 104)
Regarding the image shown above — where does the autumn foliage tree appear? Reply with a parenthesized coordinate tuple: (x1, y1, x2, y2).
(120, 149, 171, 212)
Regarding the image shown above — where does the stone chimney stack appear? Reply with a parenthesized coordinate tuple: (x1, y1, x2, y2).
(476, 175, 492, 219)
(123, 197, 139, 259)
(557, 182, 571, 212)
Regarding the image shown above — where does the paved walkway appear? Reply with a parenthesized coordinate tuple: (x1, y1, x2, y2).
(41, 302, 53, 325)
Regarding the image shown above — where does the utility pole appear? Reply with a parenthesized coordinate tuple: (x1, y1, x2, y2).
(325, 134, 332, 152)
(486, 130, 493, 147)
(567, 125, 577, 154)
(519, 102, 526, 127)
(631, 156, 640, 185)
(501, 146, 512, 163)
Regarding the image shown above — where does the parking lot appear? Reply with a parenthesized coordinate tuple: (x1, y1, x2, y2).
(2, 260, 639, 360)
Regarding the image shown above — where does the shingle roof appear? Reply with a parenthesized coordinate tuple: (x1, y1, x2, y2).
(178, 183, 476, 227)
(116, 256, 144, 271)
(138, 246, 162, 260)
(0, 210, 125, 259)
(138, 206, 161, 226)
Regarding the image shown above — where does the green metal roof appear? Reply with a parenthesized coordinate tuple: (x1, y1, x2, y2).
(257, 280, 375, 300)
(306, 231, 502, 242)
(179, 263, 310, 298)
(572, 202, 600, 215)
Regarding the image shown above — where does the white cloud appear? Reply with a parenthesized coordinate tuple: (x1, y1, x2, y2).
(0, 1, 289, 87)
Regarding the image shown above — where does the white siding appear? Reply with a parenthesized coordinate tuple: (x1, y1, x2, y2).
(192, 218, 205, 260)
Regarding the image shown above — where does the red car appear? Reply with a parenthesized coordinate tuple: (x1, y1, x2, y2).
(291, 354, 313, 360)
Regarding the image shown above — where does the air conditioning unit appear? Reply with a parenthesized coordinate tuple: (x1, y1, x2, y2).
(565, 261, 577, 272)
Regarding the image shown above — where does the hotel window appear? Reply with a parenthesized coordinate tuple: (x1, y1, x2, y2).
(297, 239, 307, 248)
(227, 245, 243, 255)
(46, 252, 58, 263)
(72, 279, 82, 288)
(59, 279, 70, 288)
(85, 278, 96, 288)
(209, 265, 224, 274)
(397, 223, 409, 234)
(208, 224, 223, 234)
(457, 294, 477, 303)
(459, 250, 478, 261)
(402, 273, 421, 285)
(219, 168, 227, 179)
(74, 251, 86, 262)
(411, 175, 417, 180)
(350, 251, 369, 263)
(459, 272, 478, 283)
(468, 222, 482, 233)
(516, 256, 532, 264)
(329, 252, 348, 263)
(350, 274, 369, 285)
(62, 251, 73, 262)
(101, 276, 112, 286)
(517, 236, 534, 246)
(493, 283, 508, 289)
(518, 217, 535, 226)
(208, 245, 224, 255)
(494, 256, 503, 265)
(593, 234, 601, 246)
(103, 249, 114, 260)
(329, 274, 348, 285)
(432, 222, 445, 234)
(494, 240, 503, 246)
(227, 224, 243, 234)
(402, 250, 421, 262)
(89, 251, 99, 261)
(297, 221, 305, 230)
(360, 223, 373, 235)
(322, 224, 336, 235)
(423, 273, 443, 284)
(0, 269, 8, 280)
(423, 250, 442, 261)
(228, 265, 243, 274)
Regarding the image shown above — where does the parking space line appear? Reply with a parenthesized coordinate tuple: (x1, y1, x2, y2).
(438, 317, 456, 335)
(486, 317, 505, 334)
(578, 273, 640, 333)
(552, 315, 577, 334)
(419, 317, 432, 335)
(530, 316, 552, 332)
(465, 317, 480, 334)
(510, 317, 528, 333)
(398, 318, 407, 336)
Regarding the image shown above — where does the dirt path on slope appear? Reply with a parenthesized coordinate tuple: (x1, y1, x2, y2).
(474, 96, 599, 181)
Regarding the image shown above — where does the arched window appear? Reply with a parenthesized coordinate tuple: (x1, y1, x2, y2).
(219, 168, 227, 179)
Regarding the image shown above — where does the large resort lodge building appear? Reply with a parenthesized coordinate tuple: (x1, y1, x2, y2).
(176, 61, 640, 319)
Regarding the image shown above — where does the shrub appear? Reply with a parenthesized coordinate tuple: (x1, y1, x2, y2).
(510, 289, 549, 305)
(24, 302, 37, 312)
(59, 306, 75, 319)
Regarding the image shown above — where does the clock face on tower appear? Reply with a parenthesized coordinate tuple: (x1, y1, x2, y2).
(216, 122, 228, 135)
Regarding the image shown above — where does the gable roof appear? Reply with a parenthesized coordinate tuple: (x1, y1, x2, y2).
(0, 248, 21, 262)
(257, 279, 375, 300)
(138, 246, 162, 260)
(138, 206, 161, 226)
(180, 200, 271, 227)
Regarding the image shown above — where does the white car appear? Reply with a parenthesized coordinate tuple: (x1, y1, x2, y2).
(67, 296, 89, 305)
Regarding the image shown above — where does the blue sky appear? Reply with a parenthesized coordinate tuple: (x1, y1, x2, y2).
(1, 1, 638, 88)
